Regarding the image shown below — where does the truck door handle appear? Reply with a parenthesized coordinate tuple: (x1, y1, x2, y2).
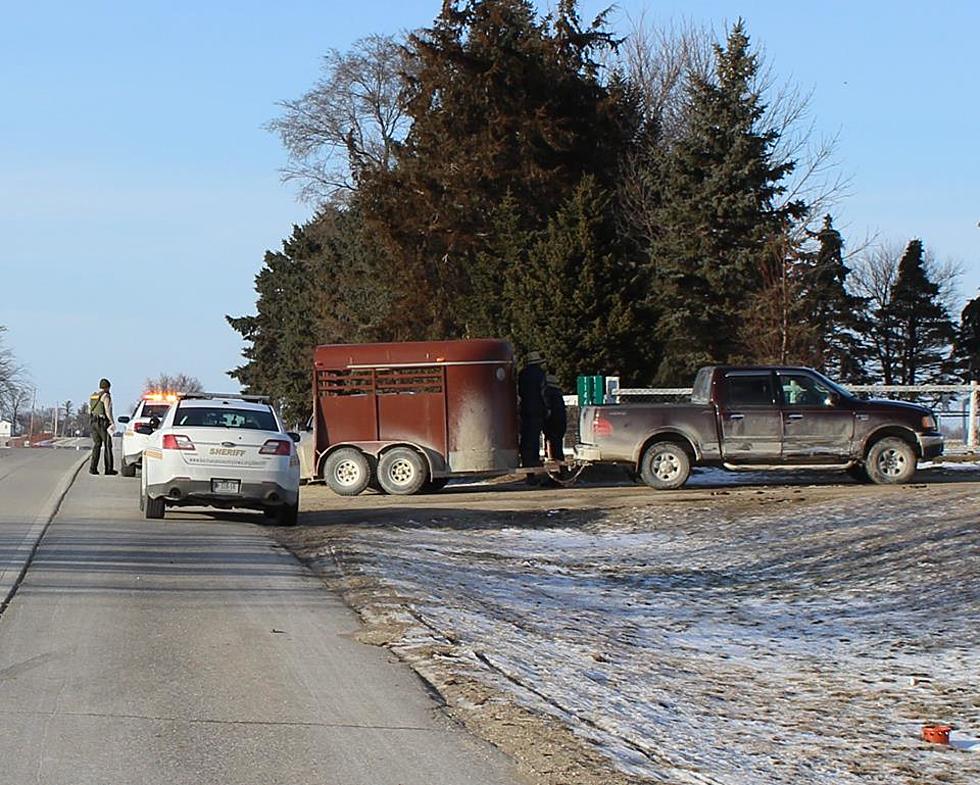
(786, 413, 804, 420)
(727, 413, 744, 421)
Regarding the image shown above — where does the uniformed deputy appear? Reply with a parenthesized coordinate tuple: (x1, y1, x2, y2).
(89, 378, 117, 475)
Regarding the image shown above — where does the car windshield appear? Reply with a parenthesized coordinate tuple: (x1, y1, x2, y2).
(140, 403, 170, 420)
(173, 406, 278, 431)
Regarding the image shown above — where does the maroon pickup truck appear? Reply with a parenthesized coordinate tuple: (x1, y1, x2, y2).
(575, 366, 944, 489)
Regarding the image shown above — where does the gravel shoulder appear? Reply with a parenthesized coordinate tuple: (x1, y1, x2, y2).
(277, 466, 980, 785)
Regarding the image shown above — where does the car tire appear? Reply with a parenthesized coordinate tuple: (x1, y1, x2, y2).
(866, 437, 917, 485)
(121, 461, 137, 478)
(323, 448, 372, 496)
(272, 503, 298, 527)
(639, 441, 691, 490)
(144, 493, 165, 519)
(377, 447, 428, 495)
(846, 464, 872, 484)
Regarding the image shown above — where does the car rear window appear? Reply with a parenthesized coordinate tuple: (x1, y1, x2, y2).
(173, 406, 277, 431)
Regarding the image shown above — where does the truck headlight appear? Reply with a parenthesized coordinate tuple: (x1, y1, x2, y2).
(921, 414, 937, 431)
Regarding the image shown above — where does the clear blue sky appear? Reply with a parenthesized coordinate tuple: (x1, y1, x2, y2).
(2, 1, 978, 415)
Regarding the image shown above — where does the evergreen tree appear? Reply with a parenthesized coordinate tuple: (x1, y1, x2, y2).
(800, 215, 869, 381)
(950, 292, 980, 382)
(885, 239, 956, 385)
(506, 176, 646, 388)
(646, 20, 805, 384)
(359, 0, 635, 338)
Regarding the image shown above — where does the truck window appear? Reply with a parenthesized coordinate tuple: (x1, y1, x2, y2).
(691, 368, 713, 404)
(778, 372, 834, 407)
(725, 373, 774, 406)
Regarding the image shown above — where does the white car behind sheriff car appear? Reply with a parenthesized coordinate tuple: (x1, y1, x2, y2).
(139, 394, 300, 525)
(119, 392, 179, 476)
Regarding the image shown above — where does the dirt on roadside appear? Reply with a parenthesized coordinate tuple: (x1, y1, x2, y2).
(275, 466, 980, 785)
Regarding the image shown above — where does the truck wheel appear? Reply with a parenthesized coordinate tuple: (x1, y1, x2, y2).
(323, 448, 371, 496)
(377, 447, 428, 495)
(866, 437, 917, 484)
(639, 442, 691, 490)
(121, 461, 137, 478)
(144, 493, 165, 520)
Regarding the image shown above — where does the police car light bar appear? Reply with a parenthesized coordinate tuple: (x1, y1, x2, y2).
(179, 392, 272, 403)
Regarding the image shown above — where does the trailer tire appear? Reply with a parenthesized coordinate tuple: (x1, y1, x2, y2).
(421, 477, 449, 493)
(639, 441, 691, 490)
(323, 448, 372, 496)
(377, 447, 428, 495)
(144, 493, 165, 520)
(866, 436, 917, 485)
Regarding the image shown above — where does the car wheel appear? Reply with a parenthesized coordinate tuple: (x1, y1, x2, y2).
(323, 448, 371, 496)
(144, 493, 165, 519)
(377, 447, 428, 495)
(121, 461, 137, 478)
(639, 441, 691, 490)
(846, 464, 872, 484)
(866, 437, 917, 484)
(273, 503, 298, 527)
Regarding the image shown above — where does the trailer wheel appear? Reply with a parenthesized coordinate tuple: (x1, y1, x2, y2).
(377, 447, 428, 495)
(323, 448, 372, 496)
(639, 441, 691, 490)
(866, 437, 917, 485)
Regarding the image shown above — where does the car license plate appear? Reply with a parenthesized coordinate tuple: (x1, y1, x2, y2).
(212, 479, 241, 494)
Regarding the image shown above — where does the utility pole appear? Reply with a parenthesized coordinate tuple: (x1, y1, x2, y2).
(28, 387, 36, 445)
(53, 401, 59, 438)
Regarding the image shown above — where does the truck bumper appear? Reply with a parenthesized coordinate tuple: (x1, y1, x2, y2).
(917, 434, 944, 461)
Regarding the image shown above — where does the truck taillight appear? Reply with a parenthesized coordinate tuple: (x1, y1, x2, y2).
(260, 439, 292, 456)
(162, 434, 195, 451)
(593, 412, 614, 437)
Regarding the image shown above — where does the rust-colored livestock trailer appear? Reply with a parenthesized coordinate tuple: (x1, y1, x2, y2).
(312, 339, 519, 495)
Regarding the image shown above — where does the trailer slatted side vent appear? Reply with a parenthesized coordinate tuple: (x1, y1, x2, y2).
(375, 367, 443, 395)
(317, 369, 374, 397)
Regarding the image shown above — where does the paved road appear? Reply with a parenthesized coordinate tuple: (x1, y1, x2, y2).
(0, 448, 86, 606)
(0, 453, 523, 785)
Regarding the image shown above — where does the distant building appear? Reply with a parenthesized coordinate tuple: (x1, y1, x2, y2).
(0, 420, 11, 447)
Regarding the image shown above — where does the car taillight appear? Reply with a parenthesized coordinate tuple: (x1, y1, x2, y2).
(260, 439, 292, 456)
(593, 412, 614, 437)
(162, 434, 195, 451)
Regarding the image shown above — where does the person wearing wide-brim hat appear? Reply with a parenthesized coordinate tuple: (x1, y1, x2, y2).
(518, 351, 548, 482)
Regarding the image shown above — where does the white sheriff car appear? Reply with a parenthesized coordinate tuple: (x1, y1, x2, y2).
(119, 392, 179, 477)
(139, 394, 300, 525)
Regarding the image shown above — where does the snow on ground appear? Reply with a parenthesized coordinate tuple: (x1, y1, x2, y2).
(304, 482, 979, 784)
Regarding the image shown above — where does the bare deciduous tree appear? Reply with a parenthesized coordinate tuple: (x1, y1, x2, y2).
(267, 34, 410, 204)
(143, 373, 205, 395)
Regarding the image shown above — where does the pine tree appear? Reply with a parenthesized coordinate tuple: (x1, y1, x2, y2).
(506, 176, 646, 388)
(885, 239, 956, 385)
(950, 292, 980, 382)
(647, 20, 805, 384)
(800, 215, 869, 381)
(359, 0, 634, 338)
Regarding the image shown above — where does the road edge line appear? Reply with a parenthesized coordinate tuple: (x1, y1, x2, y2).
(0, 454, 88, 617)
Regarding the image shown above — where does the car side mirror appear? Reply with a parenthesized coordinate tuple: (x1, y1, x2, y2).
(118, 415, 130, 424)
(287, 432, 301, 443)
(148, 416, 161, 429)
(135, 424, 153, 435)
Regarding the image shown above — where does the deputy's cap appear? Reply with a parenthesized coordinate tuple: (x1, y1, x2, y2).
(99, 378, 111, 389)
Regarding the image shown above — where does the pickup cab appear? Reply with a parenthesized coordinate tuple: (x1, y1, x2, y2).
(575, 366, 943, 489)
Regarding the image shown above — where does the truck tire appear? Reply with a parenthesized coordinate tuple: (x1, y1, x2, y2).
(639, 441, 691, 490)
(121, 460, 137, 478)
(846, 464, 872, 484)
(377, 447, 428, 495)
(323, 448, 371, 496)
(866, 437, 917, 484)
(271, 503, 298, 527)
